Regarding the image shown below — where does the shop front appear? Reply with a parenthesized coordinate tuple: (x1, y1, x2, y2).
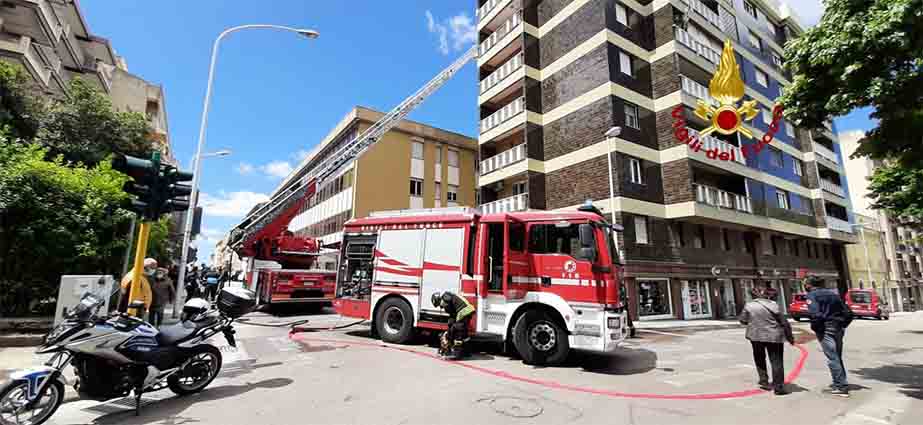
(682, 279, 712, 319)
(635, 278, 675, 320)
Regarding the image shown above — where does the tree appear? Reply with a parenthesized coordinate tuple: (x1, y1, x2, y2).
(779, 0, 923, 220)
(0, 63, 44, 140)
(35, 77, 153, 165)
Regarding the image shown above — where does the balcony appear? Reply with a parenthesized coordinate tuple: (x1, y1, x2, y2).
(481, 193, 529, 214)
(820, 179, 846, 198)
(687, 128, 745, 164)
(826, 216, 853, 234)
(476, 0, 510, 21)
(480, 52, 523, 95)
(481, 143, 526, 176)
(679, 0, 721, 29)
(680, 75, 716, 106)
(674, 28, 721, 65)
(812, 142, 839, 165)
(478, 12, 522, 66)
(694, 183, 753, 213)
(481, 96, 524, 134)
(0, 33, 52, 86)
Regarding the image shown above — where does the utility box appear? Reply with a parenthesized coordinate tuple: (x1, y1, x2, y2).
(55, 275, 116, 325)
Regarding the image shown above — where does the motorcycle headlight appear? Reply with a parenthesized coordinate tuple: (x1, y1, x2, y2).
(44, 322, 78, 346)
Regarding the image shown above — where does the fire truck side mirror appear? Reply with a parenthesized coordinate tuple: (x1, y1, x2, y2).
(578, 223, 597, 262)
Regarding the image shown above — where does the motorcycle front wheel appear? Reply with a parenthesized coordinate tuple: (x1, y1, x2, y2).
(0, 379, 64, 425)
(168, 345, 222, 396)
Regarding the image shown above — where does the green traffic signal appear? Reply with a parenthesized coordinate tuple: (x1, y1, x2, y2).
(111, 154, 195, 220)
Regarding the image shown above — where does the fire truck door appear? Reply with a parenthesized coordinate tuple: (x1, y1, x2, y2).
(420, 227, 465, 315)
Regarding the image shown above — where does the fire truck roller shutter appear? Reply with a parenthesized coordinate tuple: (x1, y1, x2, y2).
(372, 229, 425, 286)
(420, 228, 465, 315)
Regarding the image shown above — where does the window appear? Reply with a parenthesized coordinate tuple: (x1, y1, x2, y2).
(447, 184, 458, 202)
(771, 236, 779, 255)
(616, 3, 629, 26)
(412, 141, 424, 159)
(529, 223, 586, 259)
(434, 144, 442, 165)
(410, 179, 423, 197)
(776, 190, 789, 209)
(670, 222, 684, 247)
(748, 30, 761, 52)
(762, 108, 773, 125)
(509, 222, 525, 252)
(634, 216, 649, 245)
(624, 102, 640, 129)
(513, 181, 527, 195)
(771, 52, 783, 68)
(755, 69, 768, 87)
(793, 158, 804, 176)
(722, 229, 731, 251)
(693, 225, 705, 248)
(823, 245, 830, 259)
(447, 149, 460, 167)
(744, 235, 754, 253)
(744, 1, 758, 19)
(785, 121, 795, 137)
(619, 51, 633, 76)
(435, 183, 442, 206)
(769, 147, 783, 167)
(629, 158, 643, 184)
(791, 240, 800, 257)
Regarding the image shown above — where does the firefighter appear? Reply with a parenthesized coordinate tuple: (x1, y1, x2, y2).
(432, 291, 475, 360)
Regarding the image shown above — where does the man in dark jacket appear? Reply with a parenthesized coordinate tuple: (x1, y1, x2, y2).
(739, 286, 794, 395)
(805, 276, 853, 397)
(432, 292, 475, 359)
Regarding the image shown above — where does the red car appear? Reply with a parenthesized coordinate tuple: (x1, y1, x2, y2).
(788, 293, 810, 321)
(846, 289, 890, 320)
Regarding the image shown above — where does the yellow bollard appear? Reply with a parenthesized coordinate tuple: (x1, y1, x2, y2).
(128, 222, 152, 317)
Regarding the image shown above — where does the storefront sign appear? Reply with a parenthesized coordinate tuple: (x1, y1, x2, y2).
(671, 40, 784, 162)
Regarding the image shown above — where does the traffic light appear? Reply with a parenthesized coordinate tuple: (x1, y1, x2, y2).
(112, 153, 195, 221)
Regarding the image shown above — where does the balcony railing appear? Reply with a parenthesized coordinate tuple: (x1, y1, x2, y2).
(480, 52, 523, 94)
(826, 216, 853, 234)
(679, 0, 721, 28)
(674, 28, 721, 65)
(681, 76, 717, 106)
(694, 183, 752, 213)
(481, 193, 529, 214)
(481, 143, 526, 175)
(476, 0, 507, 20)
(481, 96, 524, 134)
(26, 0, 65, 42)
(478, 12, 522, 56)
(687, 128, 745, 164)
(820, 179, 846, 198)
(812, 142, 839, 165)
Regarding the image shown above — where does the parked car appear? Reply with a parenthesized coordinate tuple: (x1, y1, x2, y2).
(788, 293, 810, 321)
(845, 289, 890, 320)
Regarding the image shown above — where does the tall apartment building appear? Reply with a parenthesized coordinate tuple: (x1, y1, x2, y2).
(842, 132, 923, 311)
(0, 0, 116, 95)
(274, 106, 478, 269)
(109, 60, 174, 164)
(475, 0, 857, 320)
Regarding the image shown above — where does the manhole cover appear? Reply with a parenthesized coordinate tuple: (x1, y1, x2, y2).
(477, 396, 543, 418)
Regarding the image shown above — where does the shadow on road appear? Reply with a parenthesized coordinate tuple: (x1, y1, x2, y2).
(86, 378, 294, 425)
(851, 364, 923, 399)
(900, 330, 923, 335)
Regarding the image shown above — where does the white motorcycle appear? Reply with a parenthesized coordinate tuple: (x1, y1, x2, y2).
(0, 285, 256, 425)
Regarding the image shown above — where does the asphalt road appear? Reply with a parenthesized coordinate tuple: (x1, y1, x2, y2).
(39, 309, 923, 425)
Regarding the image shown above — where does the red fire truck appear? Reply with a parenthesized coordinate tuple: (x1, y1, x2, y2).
(334, 205, 628, 365)
(254, 268, 337, 309)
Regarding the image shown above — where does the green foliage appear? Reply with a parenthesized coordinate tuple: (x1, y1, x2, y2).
(0, 63, 44, 140)
(779, 0, 923, 220)
(867, 164, 923, 222)
(35, 77, 153, 165)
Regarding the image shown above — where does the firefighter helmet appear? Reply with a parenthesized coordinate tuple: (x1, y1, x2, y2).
(431, 292, 442, 308)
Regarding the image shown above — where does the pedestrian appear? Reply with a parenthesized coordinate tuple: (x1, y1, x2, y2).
(204, 268, 220, 301)
(739, 286, 794, 395)
(804, 275, 854, 397)
(149, 267, 176, 328)
(118, 258, 155, 318)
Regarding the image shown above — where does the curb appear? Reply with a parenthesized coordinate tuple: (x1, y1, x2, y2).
(0, 334, 43, 348)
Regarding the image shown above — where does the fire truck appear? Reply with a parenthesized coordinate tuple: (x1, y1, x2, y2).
(333, 205, 628, 366)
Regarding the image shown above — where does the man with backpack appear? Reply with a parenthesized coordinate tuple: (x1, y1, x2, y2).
(804, 275, 854, 398)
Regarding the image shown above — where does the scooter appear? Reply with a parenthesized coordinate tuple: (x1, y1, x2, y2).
(0, 286, 255, 425)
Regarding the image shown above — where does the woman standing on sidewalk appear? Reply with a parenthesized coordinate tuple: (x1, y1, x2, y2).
(739, 287, 795, 395)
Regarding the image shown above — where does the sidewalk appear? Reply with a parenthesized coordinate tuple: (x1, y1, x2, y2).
(634, 318, 743, 333)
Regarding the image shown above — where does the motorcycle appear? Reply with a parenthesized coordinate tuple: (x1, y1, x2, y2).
(0, 284, 256, 425)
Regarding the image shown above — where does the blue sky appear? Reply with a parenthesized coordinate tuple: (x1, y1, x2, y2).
(81, 1, 874, 264)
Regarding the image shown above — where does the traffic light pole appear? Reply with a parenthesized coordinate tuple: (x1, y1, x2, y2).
(128, 221, 152, 317)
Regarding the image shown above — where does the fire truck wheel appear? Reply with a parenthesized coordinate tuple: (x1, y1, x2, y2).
(513, 309, 569, 366)
(376, 298, 414, 344)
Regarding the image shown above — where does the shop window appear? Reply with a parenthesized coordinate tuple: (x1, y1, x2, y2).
(637, 280, 673, 318)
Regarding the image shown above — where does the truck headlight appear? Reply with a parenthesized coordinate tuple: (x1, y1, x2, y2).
(607, 317, 621, 329)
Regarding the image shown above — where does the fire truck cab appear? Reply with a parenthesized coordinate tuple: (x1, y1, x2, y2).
(334, 206, 627, 365)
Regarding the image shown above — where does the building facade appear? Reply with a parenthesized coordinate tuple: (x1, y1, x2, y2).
(475, 0, 857, 320)
(109, 61, 173, 164)
(0, 0, 116, 95)
(275, 106, 478, 269)
(842, 132, 923, 311)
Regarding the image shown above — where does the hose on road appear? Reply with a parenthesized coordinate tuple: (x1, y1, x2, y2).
(235, 316, 368, 333)
(289, 319, 367, 334)
(236, 317, 312, 328)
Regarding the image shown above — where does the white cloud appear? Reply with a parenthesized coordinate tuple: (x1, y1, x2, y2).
(261, 161, 293, 179)
(292, 149, 310, 161)
(425, 10, 476, 55)
(200, 227, 226, 245)
(838, 129, 866, 144)
(236, 162, 255, 175)
(199, 191, 270, 217)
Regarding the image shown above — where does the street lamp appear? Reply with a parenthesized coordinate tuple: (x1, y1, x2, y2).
(604, 127, 622, 227)
(176, 24, 319, 312)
